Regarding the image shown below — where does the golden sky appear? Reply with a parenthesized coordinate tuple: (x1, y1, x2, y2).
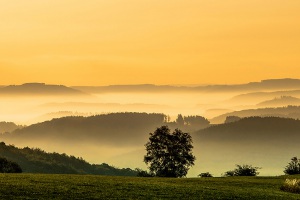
(0, 0, 300, 86)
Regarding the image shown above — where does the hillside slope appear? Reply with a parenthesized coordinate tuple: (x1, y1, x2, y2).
(2, 112, 166, 146)
(0, 113, 166, 167)
(195, 117, 300, 141)
(257, 96, 300, 107)
(0, 122, 23, 134)
(228, 90, 300, 105)
(191, 117, 300, 176)
(0, 142, 136, 175)
(210, 106, 300, 124)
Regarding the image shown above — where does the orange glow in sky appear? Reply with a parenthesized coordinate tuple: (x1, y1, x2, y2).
(0, 0, 300, 86)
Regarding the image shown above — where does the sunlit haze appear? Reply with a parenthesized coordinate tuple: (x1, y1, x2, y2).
(1, 1, 300, 179)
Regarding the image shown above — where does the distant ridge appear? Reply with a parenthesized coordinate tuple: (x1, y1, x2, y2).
(73, 84, 187, 93)
(73, 78, 300, 93)
(257, 96, 300, 107)
(196, 78, 300, 92)
(0, 122, 23, 134)
(0, 83, 88, 96)
(210, 106, 300, 124)
(194, 116, 300, 143)
(228, 90, 300, 104)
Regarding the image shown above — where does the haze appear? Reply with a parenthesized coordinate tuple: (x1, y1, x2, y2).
(1, 1, 300, 177)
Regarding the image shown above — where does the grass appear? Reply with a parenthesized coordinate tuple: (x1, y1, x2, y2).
(281, 178, 300, 194)
(0, 174, 300, 199)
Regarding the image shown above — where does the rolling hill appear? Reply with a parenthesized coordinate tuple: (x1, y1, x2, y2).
(195, 117, 300, 142)
(210, 106, 300, 124)
(191, 117, 300, 176)
(0, 142, 136, 176)
(0, 112, 167, 167)
(1, 112, 166, 147)
(228, 90, 300, 105)
(4, 112, 300, 176)
(256, 96, 300, 107)
(73, 78, 300, 94)
(0, 122, 23, 134)
(0, 83, 88, 96)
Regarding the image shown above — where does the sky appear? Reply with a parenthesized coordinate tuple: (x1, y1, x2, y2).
(0, 0, 300, 86)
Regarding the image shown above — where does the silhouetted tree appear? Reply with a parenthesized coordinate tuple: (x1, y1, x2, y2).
(176, 114, 184, 126)
(284, 157, 300, 175)
(164, 115, 171, 123)
(144, 126, 195, 178)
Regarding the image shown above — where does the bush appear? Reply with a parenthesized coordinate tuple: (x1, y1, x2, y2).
(284, 157, 300, 175)
(198, 172, 213, 177)
(280, 179, 300, 193)
(135, 168, 154, 177)
(223, 164, 260, 177)
(223, 170, 235, 177)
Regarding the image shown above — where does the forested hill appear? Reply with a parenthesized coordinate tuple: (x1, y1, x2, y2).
(0, 122, 23, 134)
(194, 117, 300, 142)
(0, 142, 137, 176)
(191, 117, 300, 175)
(2, 113, 166, 147)
(257, 96, 300, 107)
(210, 106, 300, 124)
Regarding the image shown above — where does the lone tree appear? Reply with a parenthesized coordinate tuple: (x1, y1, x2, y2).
(176, 114, 185, 126)
(144, 126, 195, 178)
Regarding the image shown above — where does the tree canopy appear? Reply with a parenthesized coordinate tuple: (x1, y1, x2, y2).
(284, 157, 300, 175)
(144, 126, 195, 178)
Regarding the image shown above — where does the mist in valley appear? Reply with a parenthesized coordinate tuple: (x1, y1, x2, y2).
(2, 80, 300, 177)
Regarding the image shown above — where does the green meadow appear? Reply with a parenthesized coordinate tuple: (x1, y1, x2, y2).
(0, 174, 299, 199)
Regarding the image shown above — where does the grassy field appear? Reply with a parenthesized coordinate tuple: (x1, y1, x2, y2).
(0, 174, 299, 199)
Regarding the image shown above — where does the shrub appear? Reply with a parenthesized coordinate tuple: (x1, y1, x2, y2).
(135, 168, 154, 177)
(284, 157, 300, 175)
(223, 170, 235, 177)
(280, 179, 300, 193)
(198, 172, 213, 177)
(223, 164, 260, 177)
